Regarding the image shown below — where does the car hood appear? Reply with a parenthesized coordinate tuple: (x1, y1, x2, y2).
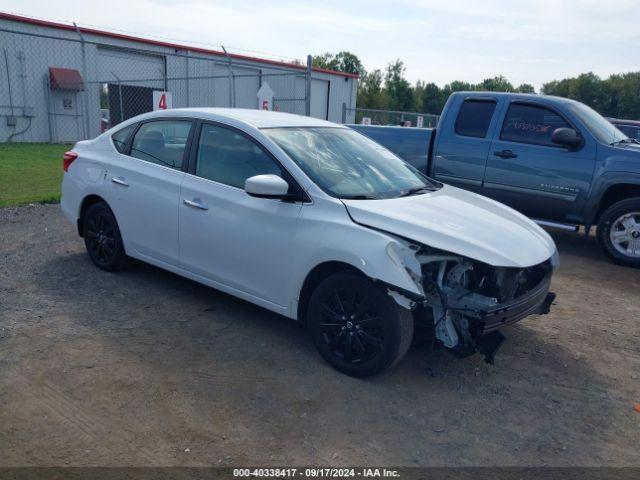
(342, 185, 557, 268)
(615, 143, 640, 155)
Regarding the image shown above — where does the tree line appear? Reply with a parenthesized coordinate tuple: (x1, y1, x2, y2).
(312, 52, 640, 119)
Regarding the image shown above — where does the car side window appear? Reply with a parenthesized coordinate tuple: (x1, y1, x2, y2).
(195, 123, 284, 188)
(501, 103, 570, 147)
(130, 120, 192, 169)
(111, 124, 136, 154)
(454, 100, 497, 138)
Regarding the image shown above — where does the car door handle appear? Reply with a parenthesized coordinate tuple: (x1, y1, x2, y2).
(111, 176, 129, 187)
(494, 150, 518, 159)
(183, 198, 208, 211)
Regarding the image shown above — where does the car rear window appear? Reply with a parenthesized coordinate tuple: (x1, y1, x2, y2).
(130, 120, 192, 169)
(454, 100, 497, 138)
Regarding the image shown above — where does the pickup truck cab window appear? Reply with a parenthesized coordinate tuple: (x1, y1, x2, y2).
(454, 99, 497, 138)
(195, 123, 283, 188)
(500, 103, 570, 147)
(130, 120, 192, 169)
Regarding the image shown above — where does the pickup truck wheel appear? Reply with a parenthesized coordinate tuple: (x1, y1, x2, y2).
(597, 198, 640, 268)
(307, 272, 413, 378)
(83, 202, 128, 271)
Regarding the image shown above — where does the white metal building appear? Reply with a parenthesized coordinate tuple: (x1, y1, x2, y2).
(0, 12, 358, 142)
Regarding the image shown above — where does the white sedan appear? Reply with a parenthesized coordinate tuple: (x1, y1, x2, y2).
(61, 108, 558, 377)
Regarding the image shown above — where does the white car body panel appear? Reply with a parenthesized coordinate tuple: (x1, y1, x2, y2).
(107, 155, 184, 265)
(61, 108, 558, 322)
(343, 185, 556, 268)
(179, 173, 303, 308)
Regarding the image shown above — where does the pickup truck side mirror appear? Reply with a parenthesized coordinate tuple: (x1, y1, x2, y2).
(551, 128, 582, 150)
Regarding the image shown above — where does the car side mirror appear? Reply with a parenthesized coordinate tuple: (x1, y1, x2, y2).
(551, 127, 582, 149)
(245, 174, 290, 199)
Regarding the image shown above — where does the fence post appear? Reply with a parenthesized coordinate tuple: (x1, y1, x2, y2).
(111, 72, 124, 125)
(341, 102, 347, 124)
(73, 23, 91, 139)
(305, 55, 312, 117)
(185, 50, 190, 108)
(222, 46, 235, 108)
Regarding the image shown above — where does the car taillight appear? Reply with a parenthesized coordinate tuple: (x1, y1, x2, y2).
(63, 151, 78, 172)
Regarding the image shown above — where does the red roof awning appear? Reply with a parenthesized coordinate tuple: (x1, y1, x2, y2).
(49, 67, 84, 91)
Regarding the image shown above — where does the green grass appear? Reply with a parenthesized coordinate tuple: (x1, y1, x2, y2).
(0, 143, 71, 208)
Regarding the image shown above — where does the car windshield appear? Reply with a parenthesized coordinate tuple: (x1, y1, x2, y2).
(568, 101, 627, 145)
(262, 127, 439, 199)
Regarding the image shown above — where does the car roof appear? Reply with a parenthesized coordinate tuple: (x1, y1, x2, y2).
(131, 108, 344, 129)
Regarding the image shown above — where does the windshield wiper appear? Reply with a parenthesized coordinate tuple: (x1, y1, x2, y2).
(398, 186, 436, 197)
(339, 194, 380, 200)
(610, 138, 639, 146)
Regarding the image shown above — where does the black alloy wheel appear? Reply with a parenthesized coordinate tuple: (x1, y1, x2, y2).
(83, 202, 128, 271)
(307, 272, 413, 377)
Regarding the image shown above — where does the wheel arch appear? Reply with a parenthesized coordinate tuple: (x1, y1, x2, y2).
(77, 194, 108, 237)
(592, 183, 640, 227)
(296, 261, 367, 325)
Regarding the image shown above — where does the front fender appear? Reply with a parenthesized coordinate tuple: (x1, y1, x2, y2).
(583, 171, 640, 227)
(290, 207, 425, 318)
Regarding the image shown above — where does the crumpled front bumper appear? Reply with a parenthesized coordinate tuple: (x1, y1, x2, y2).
(475, 275, 555, 333)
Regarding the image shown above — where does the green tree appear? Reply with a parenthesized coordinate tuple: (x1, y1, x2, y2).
(312, 51, 364, 76)
(357, 69, 388, 110)
(478, 75, 514, 92)
(420, 82, 444, 114)
(384, 59, 413, 111)
(515, 83, 536, 94)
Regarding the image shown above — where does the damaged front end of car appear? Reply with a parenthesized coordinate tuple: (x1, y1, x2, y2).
(386, 240, 556, 363)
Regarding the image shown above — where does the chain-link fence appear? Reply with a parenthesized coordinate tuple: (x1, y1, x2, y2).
(342, 106, 439, 128)
(0, 22, 319, 143)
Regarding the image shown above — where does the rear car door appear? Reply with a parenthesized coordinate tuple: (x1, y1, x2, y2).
(107, 118, 193, 266)
(179, 122, 303, 309)
(431, 97, 498, 193)
(483, 102, 596, 221)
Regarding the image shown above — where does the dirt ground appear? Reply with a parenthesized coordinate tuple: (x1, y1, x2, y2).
(0, 203, 639, 467)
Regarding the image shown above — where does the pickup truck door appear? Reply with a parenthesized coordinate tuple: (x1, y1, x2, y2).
(483, 101, 596, 222)
(431, 97, 499, 193)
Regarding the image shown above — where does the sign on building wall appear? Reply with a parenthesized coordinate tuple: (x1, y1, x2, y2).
(257, 82, 274, 111)
(153, 91, 173, 110)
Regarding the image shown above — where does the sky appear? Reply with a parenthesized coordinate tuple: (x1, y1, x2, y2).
(1, 0, 639, 90)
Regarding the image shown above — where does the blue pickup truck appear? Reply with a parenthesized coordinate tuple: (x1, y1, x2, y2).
(351, 91, 640, 267)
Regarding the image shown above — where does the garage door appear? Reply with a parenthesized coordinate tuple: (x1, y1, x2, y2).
(97, 47, 165, 87)
(310, 79, 329, 120)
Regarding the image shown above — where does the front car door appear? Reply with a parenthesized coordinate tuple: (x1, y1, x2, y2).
(179, 122, 304, 311)
(483, 101, 596, 222)
(431, 97, 498, 193)
(107, 118, 193, 265)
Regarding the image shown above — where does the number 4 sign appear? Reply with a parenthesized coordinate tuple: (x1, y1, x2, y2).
(153, 91, 173, 110)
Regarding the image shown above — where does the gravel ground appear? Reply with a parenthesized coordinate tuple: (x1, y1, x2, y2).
(0, 203, 639, 467)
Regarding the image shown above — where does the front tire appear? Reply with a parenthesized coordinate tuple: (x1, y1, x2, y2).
(596, 198, 640, 268)
(307, 272, 413, 378)
(82, 202, 128, 271)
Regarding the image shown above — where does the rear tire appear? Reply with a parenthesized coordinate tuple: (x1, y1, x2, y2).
(82, 202, 128, 271)
(596, 198, 640, 268)
(307, 272, 413, 378)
